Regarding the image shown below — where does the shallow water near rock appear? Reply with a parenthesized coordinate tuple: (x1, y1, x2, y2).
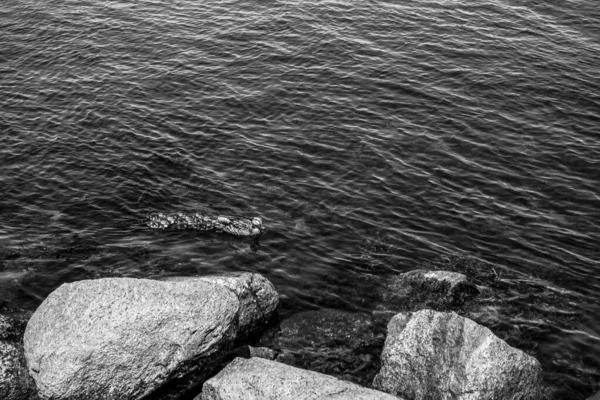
(1, 0, 600, 398)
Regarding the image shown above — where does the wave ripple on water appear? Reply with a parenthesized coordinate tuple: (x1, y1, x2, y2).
(1, 0, 600, 397)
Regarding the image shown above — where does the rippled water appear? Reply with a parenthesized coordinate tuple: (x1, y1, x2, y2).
(2, 0, 600, 397)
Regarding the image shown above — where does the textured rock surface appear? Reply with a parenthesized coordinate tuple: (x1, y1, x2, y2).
(24, 277, 242, 400)
(0, 315, 39, 400)
(373, 309, 543, 400)
(160, 272, 279, 338)
(202, 357, 401, 400)
(378, 270, 479, 314)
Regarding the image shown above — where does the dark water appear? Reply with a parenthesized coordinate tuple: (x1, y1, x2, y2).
(1, 0, 600, 397)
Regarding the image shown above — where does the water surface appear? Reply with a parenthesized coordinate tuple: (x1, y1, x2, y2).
(1, 0, 600, 397)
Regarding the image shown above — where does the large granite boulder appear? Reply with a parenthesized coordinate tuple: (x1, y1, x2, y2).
(378, 270, 479, 314)
(1, 314, 39, 400)
(160, 273, 278, 339)
(373, 309, 543, 400)
(24, 275, 278, 400)
(202, 357, 401, 400)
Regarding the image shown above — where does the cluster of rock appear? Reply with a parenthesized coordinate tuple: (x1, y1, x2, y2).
(1, 269, 554, 400)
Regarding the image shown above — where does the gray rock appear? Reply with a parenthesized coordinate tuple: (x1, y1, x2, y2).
(379, 270, 479, 313)
(202, 357, 401, 400)
(24, 277, 243, 400)
(160, 273, 279, 339)
(373, 309, 543, 400)
(0, 315, 39, 400)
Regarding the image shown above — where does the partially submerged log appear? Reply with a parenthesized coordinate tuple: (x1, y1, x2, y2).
(146, 212, 266, 237)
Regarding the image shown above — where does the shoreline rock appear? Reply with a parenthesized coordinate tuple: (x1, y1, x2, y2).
(23, 275, 278, 400)
(6, 264, 548, 400)
(373, 309, 544, 400)
(201, 357, 401, 400)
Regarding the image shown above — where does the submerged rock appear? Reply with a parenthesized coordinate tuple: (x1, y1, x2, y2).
(377, 270, 479, 315)
(279, 308, 377, 350)
(23, 276, 278, 400)
(202, 357, 401, 400)
(264, 309, 382, 387)
(373, 309, 543, 400)
(146, 212, 266, 237)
